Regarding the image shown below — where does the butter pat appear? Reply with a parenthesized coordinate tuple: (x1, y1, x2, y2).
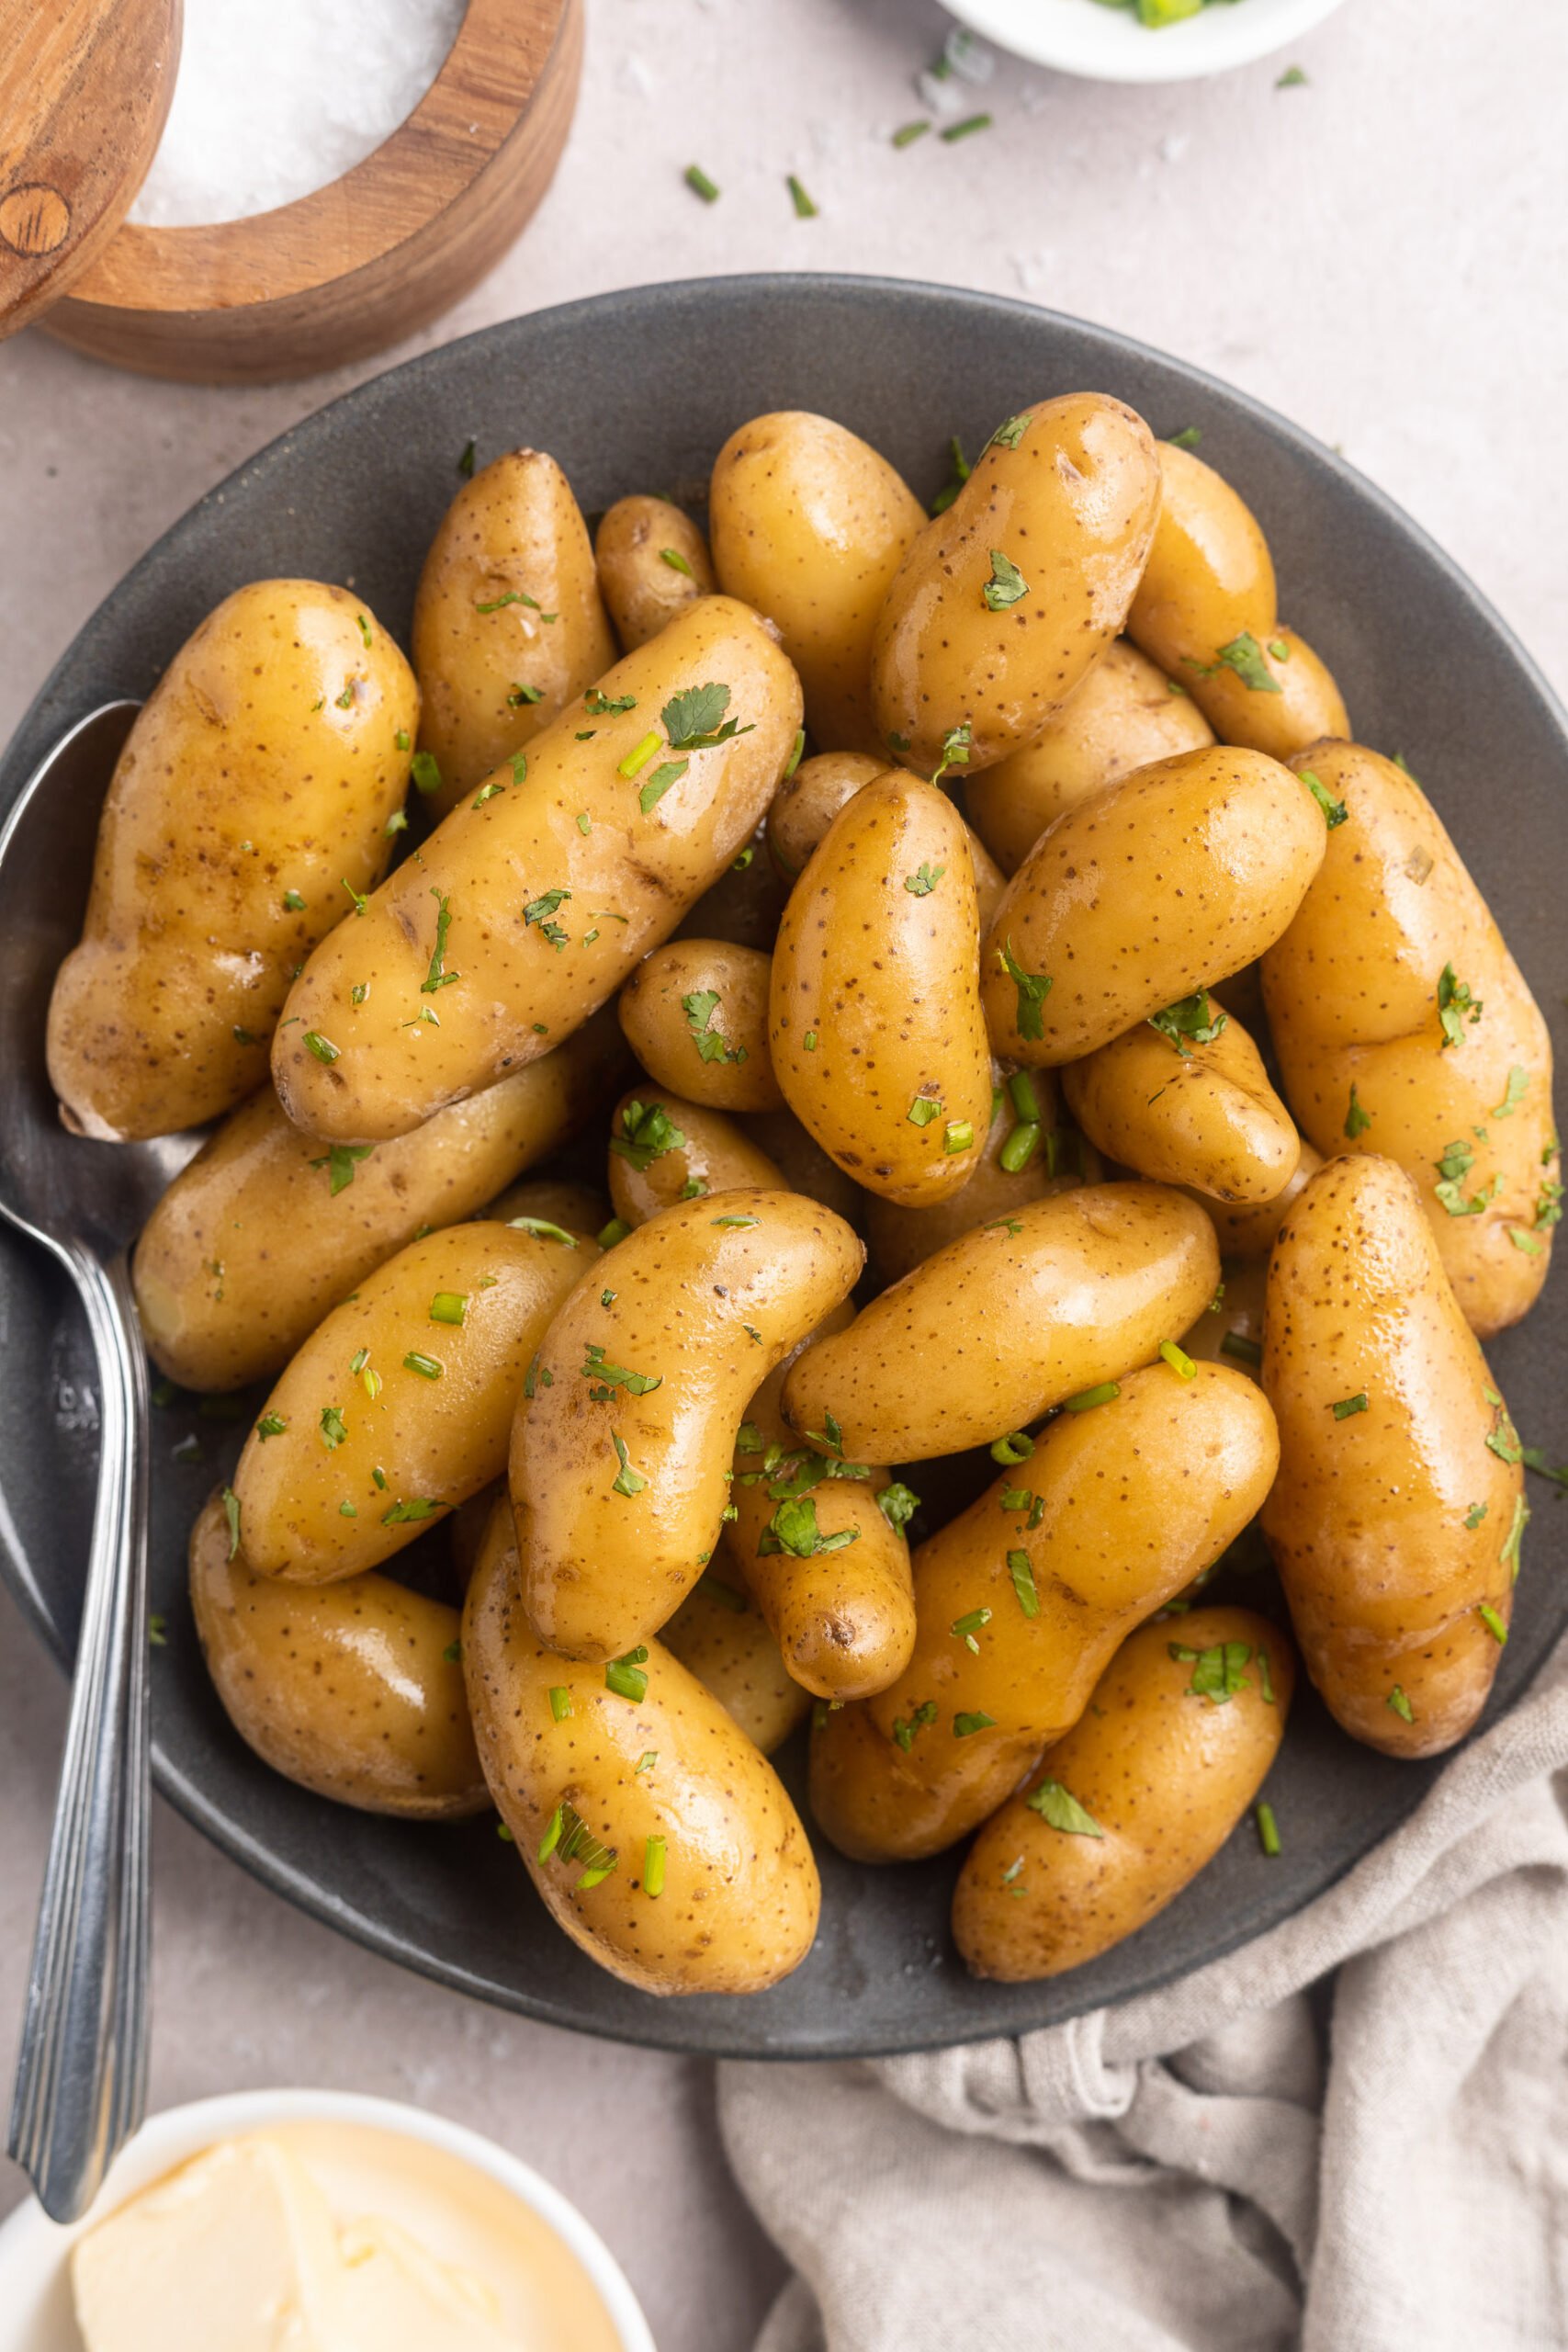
(72, 2133, 518, 2352)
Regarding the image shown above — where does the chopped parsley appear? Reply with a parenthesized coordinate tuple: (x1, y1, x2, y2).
(757, 1495, 861, 1559)
(422, 889, 460, 992)
(1437, 963, 1483, 1047)
(683, 988, 745, 1064)
(310, 1142, 374, 1197)
(1168, 1639, 1252, 1702)
(610, 1431, 648, 1497)
(904, 862, 945, 896)
(581, 1342, 662, 1399)
(952, 1711, 997, 1737)
(1345, 1084, 1372, 1139)
(662, 682, 753, 752)
(523, 886, 572, 950)
(1300, 768, 1348, 828)
(1148, 992, 1227, 1056)
(318, 1405, 347, 1451)
(877, 1482, 919, 1532)
(982, 549, 1029, 612)
(1026, 1779, 1103, 1836)
(611, 1097, 686, 1172)
(1332, 1392, 1369, 1419)
(997, 936, 1052, 1041)
(892, 1700, 938, 1751)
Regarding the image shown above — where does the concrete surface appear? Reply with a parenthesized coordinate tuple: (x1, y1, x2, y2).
(1, 0, 1563, 2342)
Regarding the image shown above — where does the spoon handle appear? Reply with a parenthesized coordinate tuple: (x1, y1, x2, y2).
(7, 1249, 151, 2222)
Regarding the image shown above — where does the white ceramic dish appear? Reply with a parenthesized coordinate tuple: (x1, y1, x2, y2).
(945, 0, 1350, 82)
(0, 2087, 656, 2352)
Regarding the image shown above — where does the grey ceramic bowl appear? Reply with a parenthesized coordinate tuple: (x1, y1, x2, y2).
(2, 276, 1564, 2060)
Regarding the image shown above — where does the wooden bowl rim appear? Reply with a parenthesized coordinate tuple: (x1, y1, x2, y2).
(72, 0, 571, 316)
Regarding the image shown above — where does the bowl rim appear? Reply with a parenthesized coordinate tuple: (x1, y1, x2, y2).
(944, 0, 1351, 83)
(3, 271, 1566, 2063)
(0, 2086, 656, 2352)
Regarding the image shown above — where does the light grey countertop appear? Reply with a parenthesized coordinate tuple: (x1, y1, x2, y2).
(2, 0, 1563, 2341)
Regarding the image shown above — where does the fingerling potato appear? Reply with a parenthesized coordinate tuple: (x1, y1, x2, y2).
(189, 1489, 487, 1818)
(273, 596, 803, 1144)
(1261, 741, 1557, 1335)
(871, 394, 1162, 775)
(1261, 1153, 1525, 1756)
(133, 1007, 626, 1392)
(660, 1570, 812, 1755)
(606, 1087, 784, 1227)
(782, 1182, 1220, 1464)
(232, 1220, 590, 1583)
(953, 1608, 1293, 1979)
(709, 410, 925, 754)
(809, 1362, 1280, 1861)
(617, 940, 784, 1113)
(1062, 995, 1301, 1204)
(412, 448, 615, 816)
(768, 750, 1005, 923)
(864, 1072, 1100, 1287)
(769, 772, 991, 1205)
(747, 1104, 868, 1232)
(1185, 626, 1350, 758)
(512, 1189, 863, 1659)
(48, 581, 417, 1141)
(1180, 1140, 1323, 1261)
(980, 745, 1327, 1066)
(595, 495, 716, 651)
(1126, 441, 1277, 683)
(464, 1504, 820, 1995)
(673, 818, 786, 952)
(966, 640, 1214, 874)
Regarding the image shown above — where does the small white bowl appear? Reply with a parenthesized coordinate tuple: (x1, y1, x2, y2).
(945, 0, 1351, 82)
(0, 2088, 656, 2352)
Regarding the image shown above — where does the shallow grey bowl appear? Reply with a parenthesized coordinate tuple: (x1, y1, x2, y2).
(2, 275, 1564, 2060)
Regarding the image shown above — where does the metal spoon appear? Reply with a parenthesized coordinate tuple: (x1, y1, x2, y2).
(0, 700, 197, 2222)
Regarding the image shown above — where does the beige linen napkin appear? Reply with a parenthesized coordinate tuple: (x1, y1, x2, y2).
(721, 1634, 1568, 2352)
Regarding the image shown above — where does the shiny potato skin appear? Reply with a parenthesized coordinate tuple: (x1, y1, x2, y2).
(272, 596, 803, 1145)
(709, 410, 925, 755)
(1062, 998, 1301, 1204)
(189, 1491, 487, 1819)
(864, 1075, 1101, 1287)
(133, 1007, 626, 1393)
(809, 1363, 1280, 1862)
(606, 1087, 784, 1227)
(511, 1189, 864, 1661)
(1187, 626, 1349, 759)
(966, 640, 1214, 875)
(769, 773, 991, 1207)
(464, 1505, 819, 1995)
(871, 393, 1162, 775)
(1261, 742, 1556, 1336)
(1126, 442, 1277, 683)
(412, 449, 616, 816)
(953, 1608, 1293, 1980)
(1262, 1154, 1525, 1757)
(232, 1221, 589, 1584)
(1180, 1140, 1323, 1261)
(47, 582, 417, 1142)
(595, 495, 716, 651)
(617, 940, 784, 1113)
(768, 750, 1006, 926)
(722, 1320, 916, 1702)
(782, 1182, 1220, 1464)
(660, 1573, 812, 1756)
(980, 746, 1327, 1067)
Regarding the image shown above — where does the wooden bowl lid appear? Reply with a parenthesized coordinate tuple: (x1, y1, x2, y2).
(0, 0, 181, 337)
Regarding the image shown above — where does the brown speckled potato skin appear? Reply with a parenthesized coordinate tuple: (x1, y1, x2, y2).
(511, 1189, 864, 1661)
(47, 582, 417, 1142)
(782, 1182, 1220, 1464)
(189, 1492, 487, 1819)
(1178, 1255, 1268, 1380)
(671, 817, 787, 953)
(660, 1573, 812, 1756)
(464, 1505, 820, 1995)
(980, 745, 1326, 1067)
(768, 750, 1006, 925)
(769, 773, 992, 1207)
(272, 597, 803, 1145)
(1062, 998, 1301, 1204)
(864, 1077, 1102, 1287)
(1261, 1154, 1524, 1757)
(953, 1608, 1293, 1980)
(1262, 742, 1556, 1336)
(133, 1007, 626, 1393)
(1126, 442, 1277, 681)
(595, 496, 716, 652)
(617, 939, 784, 1113)
(1179, 1141, 1323, 1261)
(709, 411, 925, 755)
(871, 393, 1162, 775)
(722, 1316, 915, 1702)
(809, 1363, 1280, 1862)
(1188, 626, 1350, 758)
(233, 1222, 590, 1584)
(967, 640, 1214, 874)
(605, 1086, 784, 1227)
(747, 1105, 868, 1232)
(412, 449, 615, 817)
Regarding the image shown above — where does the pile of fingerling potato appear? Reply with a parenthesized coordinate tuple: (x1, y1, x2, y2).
(46, 391, 1557, 1999)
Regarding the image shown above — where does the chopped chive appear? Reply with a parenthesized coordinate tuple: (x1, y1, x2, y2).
(953, 1711, 997, 1737)
(1477, 1602, 1508, 1645)
(1064, 1383, 1120, 1413)
(643, 1835, 667, 1896)
(549, 1686, 572, 1722)
(684, 163, 720, 202)
(990, 1430, 1033, 1465)
(1007, 1549, 1039, 1618)
(940, 112, 991, 142)
(891, 119, 931, 148)
(1159, 1340, 1197, 1380)
(1332, 1392, 1369, 1419)
(1221, 1331, 1263, 1366)
(402, 1351, 443, 1380)
(660, 546, 694, 577)
(943, 1120, 974, 1155)
(786, 173, 818, 219)
(618, 729, 661, 779)
(429, 1290, 468, 1326)
(1255, 1802, 1281, 1857)
(999, 1121, 1040, 1173)
(605, 1645, 650, 1702)
(1387, 1684, 1415, 1724)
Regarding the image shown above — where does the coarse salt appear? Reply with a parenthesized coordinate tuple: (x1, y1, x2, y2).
(130, 0, 467, 227)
